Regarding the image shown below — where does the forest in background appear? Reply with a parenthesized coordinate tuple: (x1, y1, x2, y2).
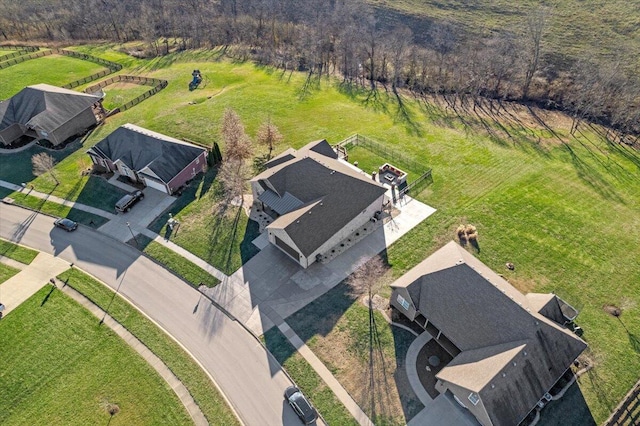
(1, 0, 639, 140)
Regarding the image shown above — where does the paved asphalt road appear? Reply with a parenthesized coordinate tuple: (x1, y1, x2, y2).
(0, 204, 307, 426)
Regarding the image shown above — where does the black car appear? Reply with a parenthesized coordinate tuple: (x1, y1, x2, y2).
(285, 386, 318, 425)
(115, 190, 144, 213)
(54, 218, 78, 232)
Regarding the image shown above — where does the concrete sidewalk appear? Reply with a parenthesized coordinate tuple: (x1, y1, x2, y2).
(59, 280, 208, 426)
(275, 316, 375, 426)
(0, 179, 115, 220)
(139, 229, 228, 281)
(0, 252, 70, 316)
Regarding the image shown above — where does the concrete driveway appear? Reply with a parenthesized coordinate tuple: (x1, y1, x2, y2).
(98, 187, 175, 242)
(406, 332, 479, 426)
(204, 194, 437, 334)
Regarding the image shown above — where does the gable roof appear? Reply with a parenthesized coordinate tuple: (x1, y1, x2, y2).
(0, 84, 101, 136)
(89, 124, 207, 183)
(253, 140, 387, 257)
(391, 241, 587, 426)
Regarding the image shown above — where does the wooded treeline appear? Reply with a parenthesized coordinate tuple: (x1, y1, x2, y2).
(1, 0, 638, 138)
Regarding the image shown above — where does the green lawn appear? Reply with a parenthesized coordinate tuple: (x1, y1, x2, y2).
(2, 45, 639, 422)
(0, 188, 110, 228)
(0, 139, 127, 214)
(0, 238, 38, 264)
(101, 82, 156, 110)
(0, 54, 106, 99)
(57, 268, 238, 425)
(262, 327, 359, 426)
(0, 286, 192, 425)
(148, 170, 261, 275)
(284, 282, 423, 425)
(0, 263, 20, 283)
(133, 235, 220, 287)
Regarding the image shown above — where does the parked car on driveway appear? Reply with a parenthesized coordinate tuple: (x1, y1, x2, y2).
(54, 218, 78, 232)
(285, 386, 318, 424)
(115, 190, 144, 213)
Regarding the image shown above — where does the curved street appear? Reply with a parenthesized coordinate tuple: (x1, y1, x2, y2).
(0, 203, 302, 426)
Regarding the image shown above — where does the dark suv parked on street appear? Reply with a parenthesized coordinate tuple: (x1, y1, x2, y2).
(115, 190, 144, 213)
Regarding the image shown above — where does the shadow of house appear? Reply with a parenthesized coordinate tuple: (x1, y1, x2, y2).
(251, 139, 388, 269)
(87, 124, 208, 195)
(390, 241, 587, 426)
(0, 84, 103, 147)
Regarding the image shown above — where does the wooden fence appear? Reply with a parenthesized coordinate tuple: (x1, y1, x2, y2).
(605, 380, 640, 426)
(0, 49, 52, 69)
(83, 75, 169, 116)
(0, 47, 121, 72)
(0, 49, 35, 62)
(62, 69, 115, 90)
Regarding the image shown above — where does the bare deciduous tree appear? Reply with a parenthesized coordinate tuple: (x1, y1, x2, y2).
(521, 6, 550, 99)
(348, 255, 389, 310)
(31, 152, 59, 185)
(256, 118, 283, 160)
(218, 156, 252, 204)
(221, 108, 253, 162)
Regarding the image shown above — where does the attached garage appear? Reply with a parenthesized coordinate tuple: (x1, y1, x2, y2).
(141, 174, 169, 194)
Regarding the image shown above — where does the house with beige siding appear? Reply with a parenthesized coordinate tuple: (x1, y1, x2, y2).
(251, 139, 388, 268)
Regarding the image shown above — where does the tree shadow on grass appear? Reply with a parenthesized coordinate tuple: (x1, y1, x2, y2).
(148, 168, 217, 234)
(392, 86, 423, 137)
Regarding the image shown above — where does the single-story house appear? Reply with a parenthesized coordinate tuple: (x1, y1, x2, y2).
(87, 124, 208, 194)
(0, 84, 103, 146)
(390, 241, 587, 426)
(251, 139, 388, 268)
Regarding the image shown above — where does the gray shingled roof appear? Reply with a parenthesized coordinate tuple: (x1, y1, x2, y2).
(253, 140, 387, 257)
(0, 84, 100, 136)
(90, 124, 206, 183)
(391, 241, 587, 426)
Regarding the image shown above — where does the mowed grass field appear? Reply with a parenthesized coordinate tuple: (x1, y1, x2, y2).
(1, 45, 639, 422)
(368, 0, 640, 67)
(0, 286, 192, 426)
(0, 54, 106, 99)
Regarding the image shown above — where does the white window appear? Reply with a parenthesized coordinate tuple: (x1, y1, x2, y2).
(468, 392, 480, 406)
(396, 294, 410, 310)
(196, 157, 200, 164)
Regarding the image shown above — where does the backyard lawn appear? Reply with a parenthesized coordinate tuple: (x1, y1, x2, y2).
(1, 44, 639, 423)
(57, 268, 238, 425)
(0, 285, 192, 426)
(101, 82, 155, 110)
(0, 54, 106, 99)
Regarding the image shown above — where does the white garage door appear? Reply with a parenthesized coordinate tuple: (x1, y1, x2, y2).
(142, 176, 169, 194)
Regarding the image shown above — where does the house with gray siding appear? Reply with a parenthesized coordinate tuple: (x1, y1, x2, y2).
(251, 139, 388, 268)
(0, 84, 103, 146)
(390, 241, 587, 426)
(87, 124, 207, 194)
